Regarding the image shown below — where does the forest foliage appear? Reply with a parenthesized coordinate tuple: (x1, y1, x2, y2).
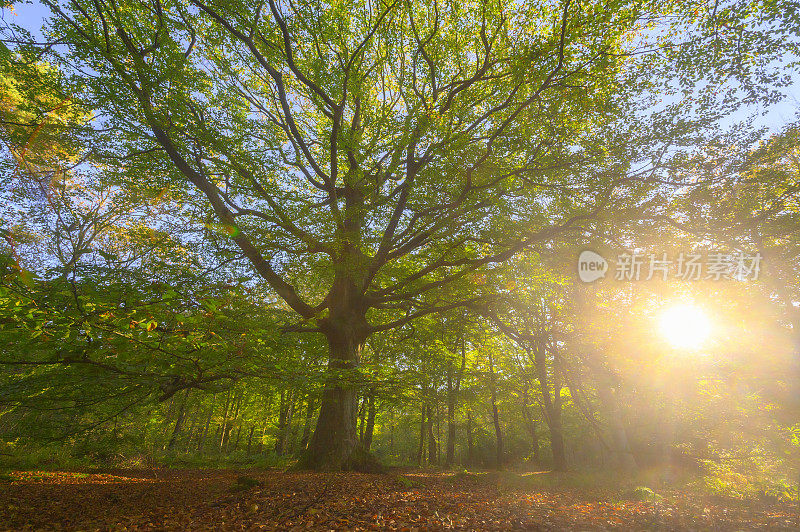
(0, 0, 799, 503)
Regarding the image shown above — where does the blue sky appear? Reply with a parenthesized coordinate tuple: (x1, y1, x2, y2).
(4, 0, 799, 133)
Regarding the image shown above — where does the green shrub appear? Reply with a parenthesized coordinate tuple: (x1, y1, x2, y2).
(231, 475, 263, 491)
(626, 486, 663, 501)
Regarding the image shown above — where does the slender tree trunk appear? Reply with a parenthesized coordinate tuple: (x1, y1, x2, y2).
(446, 338, 466, 467)
(529, 419, 541, 466)
(212, 424, 221, 453)
(167, 390, 189, 450)
(259, 393, 273, 454)
(183, 406, 200, 453)
(597, 383, 636, 470)
(445, 359, 454, 465)
(299, 394, 316, 452)
(548, 395, 566, 471)
(198, 401, 214, 453)
(417, 404, 426, 466)
(466, 410, 475, 467)
(357, 395, 367, 443)
(247, 425, 255, 455)
(363, 392, 376, 452)
(275, 390, 292, 455)
(521, 387, 541, 467)
(435, 400, 441, 465)
(234, 423, 243, 451)
(551, 352, 567, 471)
(225, 391, 243, 453)
(218, 391, 231, 453)
(283, 392, 295, 453)
(388, 410, 395, 456)
(427, 404, 437, 465)
(489, 360, 503, 469)
(531, 340, 567, 472)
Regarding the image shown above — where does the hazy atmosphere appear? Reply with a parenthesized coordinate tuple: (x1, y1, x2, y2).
(1, 0, 799, 529)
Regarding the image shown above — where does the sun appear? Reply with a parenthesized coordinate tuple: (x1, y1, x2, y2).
(658, 304, 711, 349)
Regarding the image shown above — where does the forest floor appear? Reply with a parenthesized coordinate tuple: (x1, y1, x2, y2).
(0, 468, 797, 530)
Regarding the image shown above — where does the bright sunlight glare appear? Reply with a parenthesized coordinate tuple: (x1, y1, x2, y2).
(658, 304, 712, 349)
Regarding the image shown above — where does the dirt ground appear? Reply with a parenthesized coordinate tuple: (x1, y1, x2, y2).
(0, 469, 797, 530)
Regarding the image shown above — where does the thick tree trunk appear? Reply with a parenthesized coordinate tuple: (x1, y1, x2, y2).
(301, 180, 372, 470)
(303, 312, 367, 470)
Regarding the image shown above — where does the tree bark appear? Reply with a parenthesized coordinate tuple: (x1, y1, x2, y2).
(521, 386, 541, 467)
(488, 351, 504, 469)
(466, 410, 475, 467)
(246, 425, 255, 455)
(275, 391, 285, 454)
(224, 390, 243, 453)
(417, 403, 426, 466)
(184, 405, 199, 453)
(427, 404, 437, 465)
(357, 395, 367, 443)
(233, 424, 242, 452)
(198, 400, 213, 453)
(299, 394, 316, 452)
(218, 391, 231, 453)
(275, 389, 295, 455)
(436, 400, 442, 464)
(363, 392, 376, 452)
(446, 338, 466, 467)
(167, 390, 188, 450)
(303, 309, 368, 469)
(259, 392, 273, 455)
(530, 339, 567, 472)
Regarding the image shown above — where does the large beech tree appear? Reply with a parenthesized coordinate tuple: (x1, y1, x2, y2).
(25, 0, 797, 468)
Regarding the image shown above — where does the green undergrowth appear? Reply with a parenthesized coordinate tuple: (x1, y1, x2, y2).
(440, 466, 798, 503)
(0, 441, 295, 471)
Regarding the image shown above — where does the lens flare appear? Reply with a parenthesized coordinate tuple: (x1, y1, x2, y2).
(658, 304, 711, 349)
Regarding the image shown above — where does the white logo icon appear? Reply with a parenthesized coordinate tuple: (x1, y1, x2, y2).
(578, 250, 608, 283)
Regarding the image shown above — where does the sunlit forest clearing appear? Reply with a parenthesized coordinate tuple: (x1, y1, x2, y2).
(1, 0, 799, 529)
